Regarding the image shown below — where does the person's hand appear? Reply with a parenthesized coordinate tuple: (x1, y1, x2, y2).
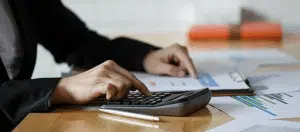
(50, 60, 151, 105)
(143, 44, 197, 78)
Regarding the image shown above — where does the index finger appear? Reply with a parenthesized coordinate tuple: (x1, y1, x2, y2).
(110, 62, 152, 96)
(176, 49, 198, 78)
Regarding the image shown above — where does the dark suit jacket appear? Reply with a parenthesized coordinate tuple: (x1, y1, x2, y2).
(0, 0, 158, 131)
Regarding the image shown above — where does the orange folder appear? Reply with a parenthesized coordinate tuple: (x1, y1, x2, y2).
(188, 24, 230, 40)
(188, 22, 282, 41)
(240, 22, 282, 40)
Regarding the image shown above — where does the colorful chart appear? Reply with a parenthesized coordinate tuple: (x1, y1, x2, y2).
(232, 93, 293, 116)
(197, 72, 219, 87)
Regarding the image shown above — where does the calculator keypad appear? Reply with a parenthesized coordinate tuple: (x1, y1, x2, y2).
(107, 92, 171, 105)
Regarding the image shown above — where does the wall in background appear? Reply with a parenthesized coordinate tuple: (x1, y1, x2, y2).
(243, 0, 300, 33)
(62, 0, 200, 34)
(244, 0, 300, 26)
(62, 0, 300, 35)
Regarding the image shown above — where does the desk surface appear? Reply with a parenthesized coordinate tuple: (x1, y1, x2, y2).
(14, 33, 300, 132)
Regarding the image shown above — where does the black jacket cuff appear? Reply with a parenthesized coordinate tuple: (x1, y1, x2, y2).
(0, 78, 60, 126)
(110, 37, 161, 71)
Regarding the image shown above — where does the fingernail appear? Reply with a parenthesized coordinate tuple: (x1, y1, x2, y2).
(106, 94, 111, 100)
(178, 70, 186, 77)
(194, 72, 198, 78)
(146, 91, 152, 96)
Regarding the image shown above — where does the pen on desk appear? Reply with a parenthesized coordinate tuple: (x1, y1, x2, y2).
(98, 109, 160, 122)
(98, 114, 160, 128)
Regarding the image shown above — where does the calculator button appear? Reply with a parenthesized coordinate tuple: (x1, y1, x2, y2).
(159, 95, 166, 97)
(137, 99, 145, 102)
(156, 99, 162, 102)
(154, 97, 161, 99)
(136, 96, 143, 99)
(164, 93, 171, 95)
(145, 97, 153, 100)
(151, 95, 158, 97)
(150, 101, 157, 105)
(149, 99, 156, 101)
(142, 100, 152, 105)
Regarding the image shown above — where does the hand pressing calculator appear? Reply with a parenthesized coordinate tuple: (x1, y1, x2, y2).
(100, 88, 211, 116)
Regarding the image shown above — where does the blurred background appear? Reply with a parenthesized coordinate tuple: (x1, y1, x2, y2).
(32, 0, 300, 78)
(62, 0, 300, 34)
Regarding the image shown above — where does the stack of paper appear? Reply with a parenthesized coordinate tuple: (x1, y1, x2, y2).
(208, 70, 300, 122)
(189, 48, 299, 74)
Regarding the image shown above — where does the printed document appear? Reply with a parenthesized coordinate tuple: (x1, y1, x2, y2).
(133, 71, 249, 92)
(247, 70, 300, 95)
(189, 49, 299, 75)
(209, 91, 300, 119)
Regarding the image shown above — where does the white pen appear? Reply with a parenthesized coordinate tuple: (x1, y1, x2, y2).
(98, 114, 160, 128)
(98, 109, 160, 122)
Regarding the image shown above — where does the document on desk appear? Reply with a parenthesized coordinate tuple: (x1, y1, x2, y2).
(209, 91, 300, 120)
(132, 71, 249, 92)
(247, 70, 300, 95)
(189, 49, 299, 75)
(207, 119, 300, 132)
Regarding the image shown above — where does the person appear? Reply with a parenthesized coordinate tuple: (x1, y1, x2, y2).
(0, 0, 197, 131)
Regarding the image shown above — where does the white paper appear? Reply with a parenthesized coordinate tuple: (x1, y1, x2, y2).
(209, 91, 300, 120)
(133, 72, 201, 92)
(132, 71, 249, 92)
(189, 49, 299, 75)
(207, 119, 300, 132)
(247, 70, 300, 95)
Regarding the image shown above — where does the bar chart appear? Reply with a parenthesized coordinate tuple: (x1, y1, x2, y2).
(210, 91, 300, 119)
(231, 93, 294, 116)
(197, 72, 219, 87)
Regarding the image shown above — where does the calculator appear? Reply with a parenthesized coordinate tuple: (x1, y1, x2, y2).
(57, 88, 211, 116)
(100, 88, 212, 116)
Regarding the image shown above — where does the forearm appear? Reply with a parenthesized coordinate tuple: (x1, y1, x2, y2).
(35, 0, 160, 71)
(65, 36, 160, 71)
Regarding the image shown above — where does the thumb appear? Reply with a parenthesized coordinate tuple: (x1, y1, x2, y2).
(92, 83, 117, 100)
(156, 63, 186, 77)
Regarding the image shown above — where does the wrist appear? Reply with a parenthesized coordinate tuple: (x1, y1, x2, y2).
(50, 78, 70, 105)
(143, 50, 157, 71)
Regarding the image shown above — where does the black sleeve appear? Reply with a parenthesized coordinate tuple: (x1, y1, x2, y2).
(35, 0, 160, 71)
(0, 78, 60, 131)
